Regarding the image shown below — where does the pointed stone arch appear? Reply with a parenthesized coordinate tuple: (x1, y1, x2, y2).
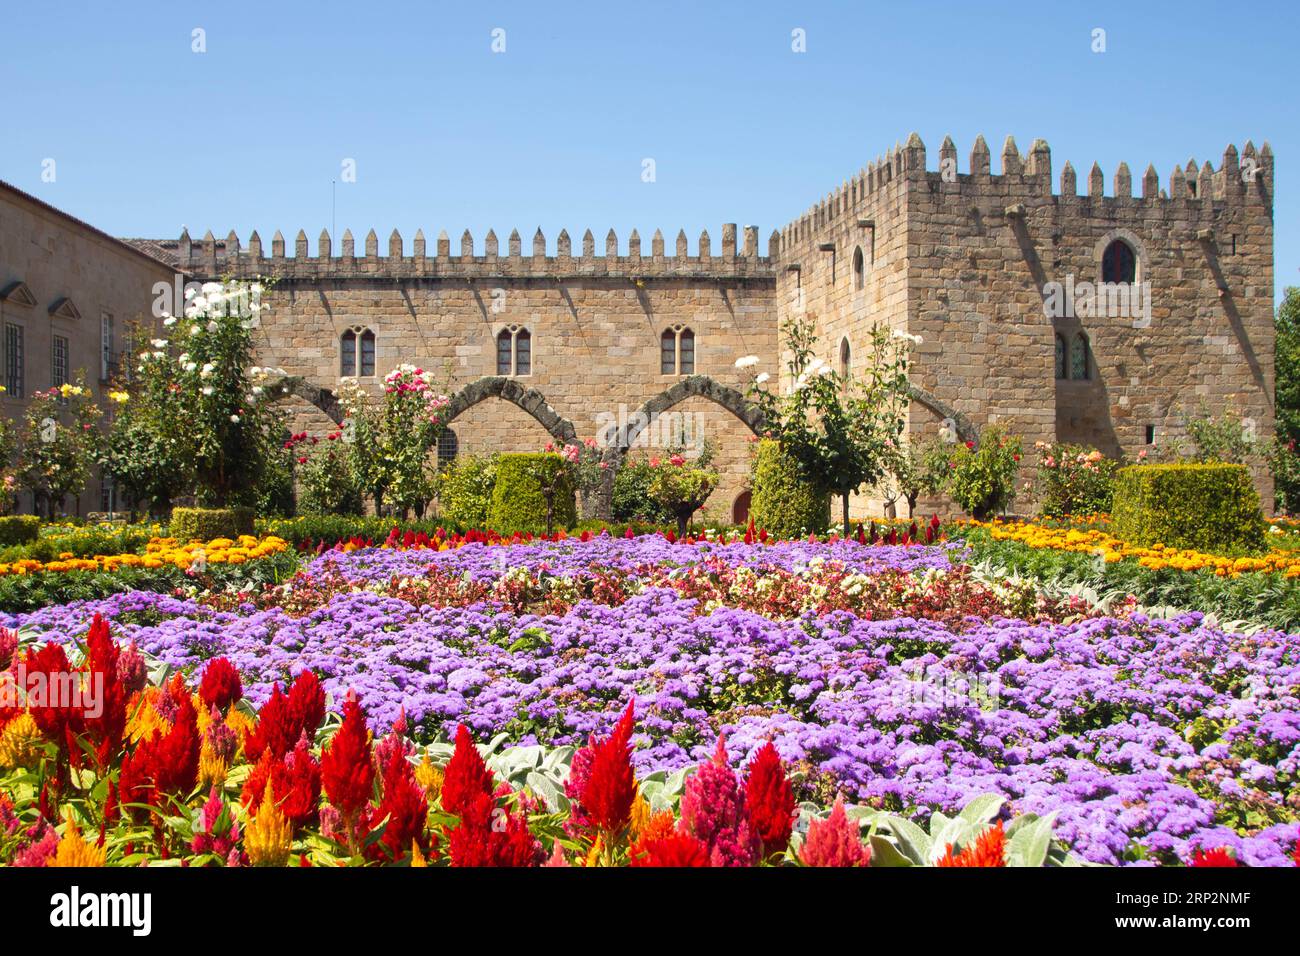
(275, 377, 344, 424)
(906, 383, 977, 443)
(444, 376, 578, 446)
(612, 375, 765, 451)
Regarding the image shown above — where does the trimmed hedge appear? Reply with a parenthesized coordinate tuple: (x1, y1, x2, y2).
(1112, 463, 1267, 555)
(749, 439, 829, 538)
(437, 455, 498, 529)
(487, 453, 576, 535)
(0, 515, 40, 547)
(170, 506, 255, 542)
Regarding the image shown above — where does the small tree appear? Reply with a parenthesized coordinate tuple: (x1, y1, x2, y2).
(294, 429, 363, 515)
(0, 416, 18, 515)
(742, 313, 913, 534)
(16, 381, 103, 516)
(104, 327, 196, 516)
(944, 425, 1023, 519)
(883, 435, 950, 518)
(646, 453, 719, 537)
(339, 365, 449, 518)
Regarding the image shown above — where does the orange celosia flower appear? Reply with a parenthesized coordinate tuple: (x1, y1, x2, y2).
(53, 814, 106, 867)
(937, 820, 1007, 867)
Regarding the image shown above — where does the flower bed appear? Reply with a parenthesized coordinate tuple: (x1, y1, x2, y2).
(5, 536, 1299, 866)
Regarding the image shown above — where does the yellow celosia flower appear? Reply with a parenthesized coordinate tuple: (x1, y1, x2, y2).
(244, 781, 292, 867)
(198, 743, 228, 789)
(583, 835, 604, 868)
(0, 712, 44, 769)
(411, 841, 428, 867)
(53, 814, 106, 867)
(415, 755, 444, 800)
(126, 693, 171, 744)
(627, 788, 652, 841)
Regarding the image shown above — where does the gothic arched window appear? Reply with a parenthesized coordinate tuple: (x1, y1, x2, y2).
(496, 326, 532, 376)
(852, 246, 865, 290)
(1101, 239, 1136, 284)
(840, 337, 851, 379)
(340, 326, 375, 377)
(1054, 334, 1066, 380)
(660, 326, 695, 375)
(1070, 332, 1090, 380)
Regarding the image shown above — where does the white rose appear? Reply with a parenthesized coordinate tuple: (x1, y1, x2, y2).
(734, 355, 759, 369)
(184, 362, 198, 373)
(202, 386, 214, 396)
(230, 414, 240, 423)
(201, 281, 222, 295)
(755, 372, 770, 384)
(207, 321, 219, 333)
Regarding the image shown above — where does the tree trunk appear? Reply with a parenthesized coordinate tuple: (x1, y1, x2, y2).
(841, 491, 851, 537)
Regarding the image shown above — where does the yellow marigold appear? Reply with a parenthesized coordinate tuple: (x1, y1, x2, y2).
(414, 755, 444, 800)
(245, 781, 292, 867)
(53, 814, 106, 867)
(0, 712, 44, 769)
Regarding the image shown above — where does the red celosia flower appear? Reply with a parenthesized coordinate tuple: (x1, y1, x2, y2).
(320, 697, 374, 819)
(679, 736, 759, 866)
(82, 613, 127, 770)
(371, 747, 430, 861)
(744, 741, 796, 856)
(199, 658, 242, 712)
(446, 791, 540, 867)
(1293, 842, 1300, 866)
(241, 733, 322, 830)
(119, 681, 200, 812)
(629, 832, 711, 867)
(243, 672, 325, 764)
(581, 701, 637, 835)
(1189, 846, 1239, 868)
(440, 724, 495, 818)
(798, 796, 870, 867)
(243, 684, 294, 763)
(287, 670, 326, 740)
(938, 820, 1007, 867)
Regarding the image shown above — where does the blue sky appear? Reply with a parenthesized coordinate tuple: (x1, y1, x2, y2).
(3, 0, 1295, 301)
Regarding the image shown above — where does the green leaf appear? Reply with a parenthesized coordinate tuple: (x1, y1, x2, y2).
(1006, 812, 1058, 868)
(957, 793, 1004, 825)
(868, 834, 914, 867)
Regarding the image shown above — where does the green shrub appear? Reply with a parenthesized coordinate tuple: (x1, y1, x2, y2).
(170, 506, 255, 542)
(0, 515, 40, 547)
(945, 425, 1022, 519)
(612, 458, 675, 524)
(1035, 442, 1120, 518)
(437, 455, 498, 528)
(257, 514, 465, 548)
(749, 439, 829, 538)
(1112, 463, 1267, 555)
(487, 453, 576, 535)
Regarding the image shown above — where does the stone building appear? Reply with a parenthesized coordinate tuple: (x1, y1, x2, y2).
(0, 132, 1277, 520)
(0, 180, 173, 515)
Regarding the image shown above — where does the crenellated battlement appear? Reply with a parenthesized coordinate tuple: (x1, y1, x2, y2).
(777, 132, 1274, 252)
(174, 223, 778, 281)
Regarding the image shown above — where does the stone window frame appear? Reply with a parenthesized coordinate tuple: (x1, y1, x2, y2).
(340, 325, 376, 378)
(496, 324, 532, 377)
(1069, 332, 1091, 381)
(1054, 333, 1067, 380)
(659, 324, 695, 376)
(851, 246, 866, 291)
(1093, 229, 1146, 288)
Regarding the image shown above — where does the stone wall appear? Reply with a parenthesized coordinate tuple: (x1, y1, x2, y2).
(0, 181, 175, 515)
(205, 233, 778, 522)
